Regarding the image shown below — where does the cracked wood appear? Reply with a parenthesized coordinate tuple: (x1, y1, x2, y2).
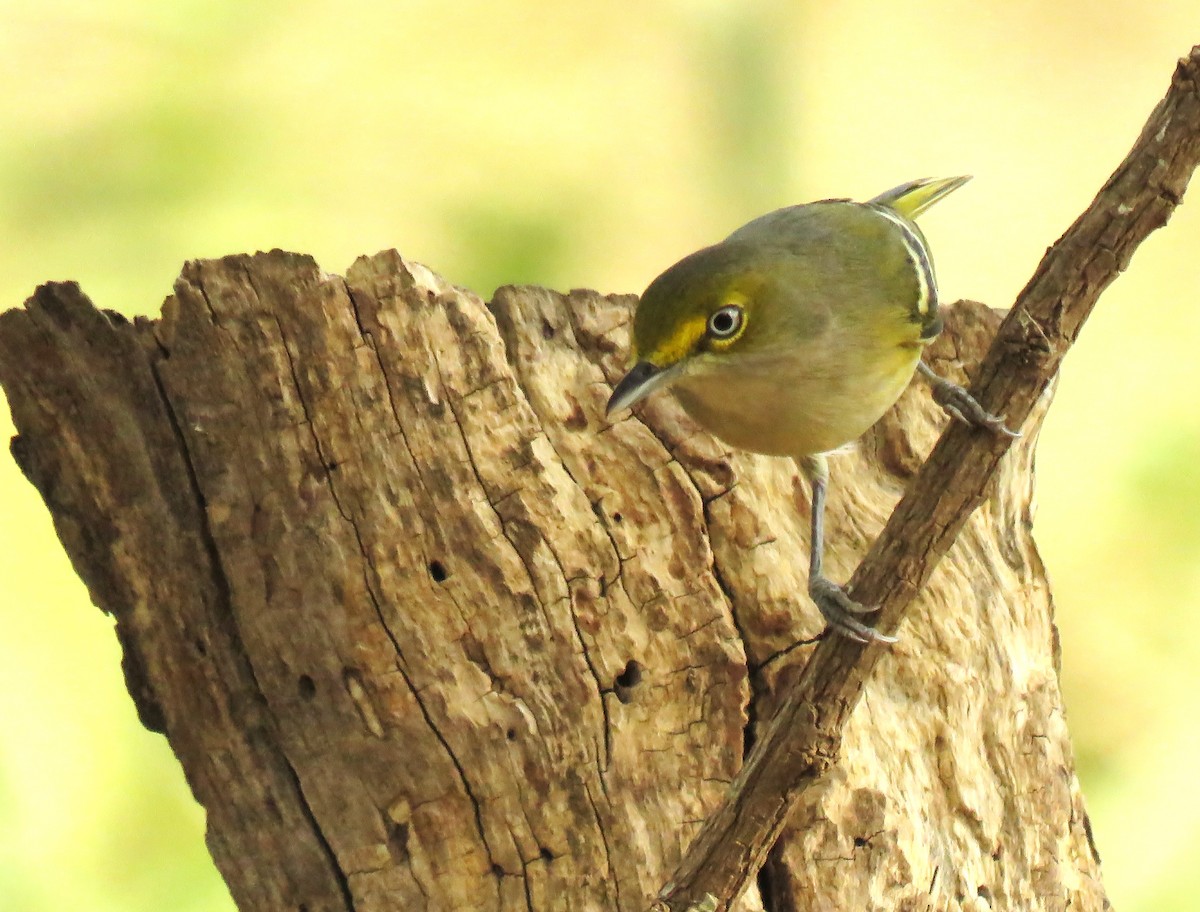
(2, 252, 1099, 911)
(7, 39, 1197, 912)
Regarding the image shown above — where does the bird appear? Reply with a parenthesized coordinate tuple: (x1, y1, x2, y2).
(605, 177, 1016, 643)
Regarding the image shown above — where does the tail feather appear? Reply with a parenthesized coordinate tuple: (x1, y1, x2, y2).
(869, 175, 971, 219)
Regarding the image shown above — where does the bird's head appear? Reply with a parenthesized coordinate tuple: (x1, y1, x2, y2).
(606, 242, 769, 416)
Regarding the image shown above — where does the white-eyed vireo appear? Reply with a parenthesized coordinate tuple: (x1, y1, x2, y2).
(606, 177, 1015, 644)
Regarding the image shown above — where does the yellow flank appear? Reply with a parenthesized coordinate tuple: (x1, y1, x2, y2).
(644, 313, 708, 366)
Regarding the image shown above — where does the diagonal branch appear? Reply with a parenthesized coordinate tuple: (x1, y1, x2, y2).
(653, 43, 1200, 912)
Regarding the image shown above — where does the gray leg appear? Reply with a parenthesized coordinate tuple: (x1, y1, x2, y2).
(798, 454, 897, 645)
(917, 361, 1020, 437)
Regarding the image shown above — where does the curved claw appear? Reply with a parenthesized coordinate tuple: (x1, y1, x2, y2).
(918, 362, 1021, 438)
(933, 383, 1020, 437)
(809, 576, 898, 645)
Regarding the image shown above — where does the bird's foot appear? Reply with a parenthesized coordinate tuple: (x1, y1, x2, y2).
(927, 374, 1020, 438)
(809, 575, 897, 645)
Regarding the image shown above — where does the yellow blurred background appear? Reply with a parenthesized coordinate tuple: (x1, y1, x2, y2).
(2, 2, 1198, 909)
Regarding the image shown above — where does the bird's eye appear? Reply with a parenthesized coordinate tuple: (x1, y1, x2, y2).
(707, 304, 744, 340)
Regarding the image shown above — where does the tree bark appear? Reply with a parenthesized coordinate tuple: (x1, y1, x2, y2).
(0, 254, 1092, 911)
(7, 45, 1200, 912)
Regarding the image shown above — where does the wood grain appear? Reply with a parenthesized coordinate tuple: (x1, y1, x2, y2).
(5, 43, 1196, 912)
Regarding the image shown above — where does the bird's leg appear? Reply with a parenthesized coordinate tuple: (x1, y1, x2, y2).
(917, 360, 1020, 437)
(799, 454, 897, 645)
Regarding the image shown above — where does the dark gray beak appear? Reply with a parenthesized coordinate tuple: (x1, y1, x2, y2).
(606, 361, 670, 416)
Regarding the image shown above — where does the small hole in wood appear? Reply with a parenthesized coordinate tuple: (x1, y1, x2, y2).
(853, 836, 868, 848)
(428, 560, 448, 583)
(387, 821, 410, 862)
(298, 674, 316, 700)
(611, 512, 622, 524)
(506, 727, 517, 741)
(193, 638, 208, 657)
(615, 660, 641, 688)
(563, 402, 588, 431)
(539, 845, 554, 862)
(541, 319, 555, 340)
(614, 659, 643, 704)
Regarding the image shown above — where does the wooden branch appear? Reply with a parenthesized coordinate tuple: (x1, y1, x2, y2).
(653, 43, 1200, 912)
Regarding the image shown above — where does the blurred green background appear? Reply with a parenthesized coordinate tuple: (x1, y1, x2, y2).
(2, 2, 1198, 910)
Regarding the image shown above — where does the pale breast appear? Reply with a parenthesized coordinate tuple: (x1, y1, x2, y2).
(671, 342, 921, 458)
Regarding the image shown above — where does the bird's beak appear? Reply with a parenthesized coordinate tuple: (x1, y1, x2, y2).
(606, 360, 677, 416)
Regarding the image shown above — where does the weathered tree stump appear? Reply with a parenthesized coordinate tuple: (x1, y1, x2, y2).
(5, 43, 1200, 912)
(0, 252, 1095, 911)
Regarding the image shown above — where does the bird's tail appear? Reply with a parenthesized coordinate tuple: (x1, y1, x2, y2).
(869, 175, 971, 219)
